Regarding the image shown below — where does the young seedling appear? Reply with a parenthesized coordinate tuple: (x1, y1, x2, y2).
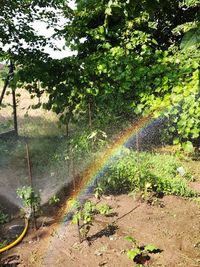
(72, 200, 112, 243)
(16, 186, 40, 229)
(97, 203, 112, 215)
(94, 183, 104, 199)
(142, 182, 152, 202)
(0, 210, 9, 224)
(48, 195, 60, 206)
(72, 200, 95, 243)
(124, 235, 161, 266)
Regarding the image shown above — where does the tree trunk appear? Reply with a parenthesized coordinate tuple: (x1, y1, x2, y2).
(0, 60, 14, 105)
(12, 89, 18, 135)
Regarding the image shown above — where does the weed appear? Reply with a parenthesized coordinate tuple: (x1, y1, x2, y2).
(48, 195, 60, 206)
(0, 210, 9, 224)
(16, 186, 40, 211)
(193, 197, 200, 206)
(0, 240, 8, 249)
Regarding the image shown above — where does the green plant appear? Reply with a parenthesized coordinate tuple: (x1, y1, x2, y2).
(49, 195, 60, 206)
(16, 186, 41, 229)
(0, 240, 8, 249)
(97, 203, 112, 215)
(0, 210, 9, 224)
(142, 182, 152, 202)
(99, 151, 195, 197)
(71, 200, 112, 243)
(193, 197, 200, 206)
(72, 200, 96, 243)
(87, 130, 107, 148)
(16, 186, 40, 211)
(124, 236, 161, 266)
(94, 183, 104, 199)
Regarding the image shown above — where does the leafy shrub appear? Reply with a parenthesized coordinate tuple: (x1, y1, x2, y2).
(133, 49, 200, 149)
(99, 150, 195, 197)
(16, 186, 40, 213)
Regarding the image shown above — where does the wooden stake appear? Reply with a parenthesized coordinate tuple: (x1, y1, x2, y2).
(136, 128, 139, 153)
(88, 101, 92, 128)
(26, 143, 33, 188)
(136, 128, 141, 187)
(25, 142, 37, 229)
(72, 155, 76, 191)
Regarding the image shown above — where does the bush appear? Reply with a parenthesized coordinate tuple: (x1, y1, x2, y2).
(99, 150, 195, 197)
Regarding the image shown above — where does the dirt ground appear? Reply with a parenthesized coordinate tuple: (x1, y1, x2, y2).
(1, 192, 200, 267)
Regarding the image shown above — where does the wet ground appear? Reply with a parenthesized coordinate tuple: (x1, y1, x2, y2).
(1, 194, 200, 267)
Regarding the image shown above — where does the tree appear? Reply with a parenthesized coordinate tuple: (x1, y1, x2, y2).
(0, 0, 66, 91)
(0, 0, 66, 123)
(7, 0, 200, 147)
(0, 0, 65, 57)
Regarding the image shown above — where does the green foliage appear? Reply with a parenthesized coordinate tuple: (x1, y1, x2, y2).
(54, 0, 199, 148)
(180, 25, 200, 50)
(0, 210, 9, 224)
(71, 200, 95, 242)
(144, 244, 160, 253)
(134, 48, 200, 148)
(98, 150, 195, 197)
(0, 240, 8, 249)
(125, 235, 161, 265)
(1, 0, 199, 149)
(48, 195, 60, 206)
(72, 200, 112, 242)
(124, 235, 138, 244)
(69, 128, 107, 157)
(127, 248, 141, 261)
(182, 141, 195, 153)
(97, 203, 112, 215)
(16, 186, 40, 212)
(72, 200, 95, 225)
(0, 0, 64, 54)
(94, 183, 104, 199)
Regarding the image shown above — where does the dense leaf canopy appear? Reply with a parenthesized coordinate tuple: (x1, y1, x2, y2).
(0, 0, 200, 148)
(0, 0, 65, 61)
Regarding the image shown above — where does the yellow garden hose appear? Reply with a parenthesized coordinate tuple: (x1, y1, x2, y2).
(0, 218, 29, 253)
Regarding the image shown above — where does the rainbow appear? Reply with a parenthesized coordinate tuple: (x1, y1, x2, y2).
(62, 114, 156, 221)
(42, 113, 159, 262)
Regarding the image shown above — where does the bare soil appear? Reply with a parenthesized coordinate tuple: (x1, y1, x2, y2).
(1, 192, 200, 267)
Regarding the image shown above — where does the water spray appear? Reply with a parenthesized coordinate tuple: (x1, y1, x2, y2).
(0, 142, 37, 254)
